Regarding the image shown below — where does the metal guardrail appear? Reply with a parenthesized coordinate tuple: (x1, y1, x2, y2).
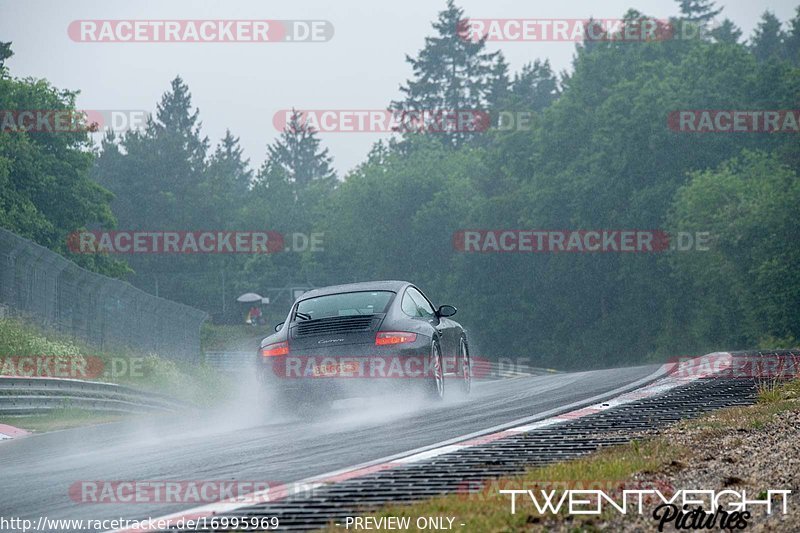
(204, 351, 256, 373)
(478, 361, 559, 379)
(0, 376, 186, 416)
(204, 351, 557, 379)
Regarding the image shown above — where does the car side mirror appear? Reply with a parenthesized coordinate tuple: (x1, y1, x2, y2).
(274, 322, 284, 332)
(437, 305, 457, 317)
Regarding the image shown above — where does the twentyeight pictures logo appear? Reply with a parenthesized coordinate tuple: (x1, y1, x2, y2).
(68, 20, 334, 42)
(499, 488, 791, 531)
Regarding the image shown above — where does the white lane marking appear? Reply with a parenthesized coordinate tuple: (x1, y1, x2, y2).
(395, 445, 466, 463)
(508, 419, 563, 432)
(502, 352, 732, 433)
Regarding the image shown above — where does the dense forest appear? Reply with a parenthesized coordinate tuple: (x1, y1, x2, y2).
(1, 1, 798, 369)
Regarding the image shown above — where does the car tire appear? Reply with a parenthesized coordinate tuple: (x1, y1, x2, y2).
(428, 340, 445, 400)
(459, 337, 471, 395)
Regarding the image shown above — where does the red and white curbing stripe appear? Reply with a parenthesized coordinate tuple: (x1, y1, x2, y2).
(112, 352, 732, 532)
(0, 423, 30, 440)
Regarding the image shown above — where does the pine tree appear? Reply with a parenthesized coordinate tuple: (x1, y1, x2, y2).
(710, 19, 742, 44)
(678, 0, 722, 24)
(674, 0, 722, 42)
(486, 53, 510, 111)
(256, 110, 336, 196)
(510, 59, 559, 112)
(390, 0, 502, 146)
(786, 7, 800, 65)
(95, 76, 209, 230)
(151, 76, 208, 174)
(750, 11, 787, 62)
(200, 130, 252, 226)
(207, 130, 251, 196)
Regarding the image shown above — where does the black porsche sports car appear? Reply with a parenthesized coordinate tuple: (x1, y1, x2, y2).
(257, 280, 470, 405)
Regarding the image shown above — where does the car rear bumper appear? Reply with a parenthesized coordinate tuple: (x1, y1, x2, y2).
(257, 338, 436, 399)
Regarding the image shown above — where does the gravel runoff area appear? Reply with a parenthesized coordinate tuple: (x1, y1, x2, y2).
(539, 402, 800, 531)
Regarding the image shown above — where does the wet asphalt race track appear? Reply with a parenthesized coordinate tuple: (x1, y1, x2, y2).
(0, 364, 658, 529)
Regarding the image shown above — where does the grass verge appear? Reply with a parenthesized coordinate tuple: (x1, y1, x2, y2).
(0, 317, 236, 430)
(200, 322, 265, 353)
(2, 409, 132, 433)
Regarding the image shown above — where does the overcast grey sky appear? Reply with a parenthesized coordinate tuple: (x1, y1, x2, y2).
(1, 0, 797, 175)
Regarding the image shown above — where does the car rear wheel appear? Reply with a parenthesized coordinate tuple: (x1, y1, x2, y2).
(459, 338, 471, 395)
(428, 340, 444, 400)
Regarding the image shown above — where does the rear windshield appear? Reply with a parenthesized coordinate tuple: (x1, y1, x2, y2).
(295, 291, 394, 320)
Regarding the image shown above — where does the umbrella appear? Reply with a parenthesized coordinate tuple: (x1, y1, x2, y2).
(236, 292, 263, 303)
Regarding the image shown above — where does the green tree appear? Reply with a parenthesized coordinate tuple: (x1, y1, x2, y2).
(95, 75, 209, 230)
(390, 0, 502, 146)
(313, 136, 483, 293)
(509, 59, 559, 112)
(0, 41, 12, 71)
(254, 109, 336, 196)
(485, 53, 511, 111)
(237, 110, 338, 310)
(678, 0, 722, 25)
(439, 8, 798, 367)
(667, 151, 800, 348)
(200, 130, 252, 227)
(786, 7, 800, 65)
(92, 76, 216, 307)
(750, 11, 788, 62)
(0, 43, 126, 276)
(710, 19, 742, 44)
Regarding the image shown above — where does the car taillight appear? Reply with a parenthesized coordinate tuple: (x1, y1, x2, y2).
(375, 331, 417, 346)
(261, 341, 289, 357)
